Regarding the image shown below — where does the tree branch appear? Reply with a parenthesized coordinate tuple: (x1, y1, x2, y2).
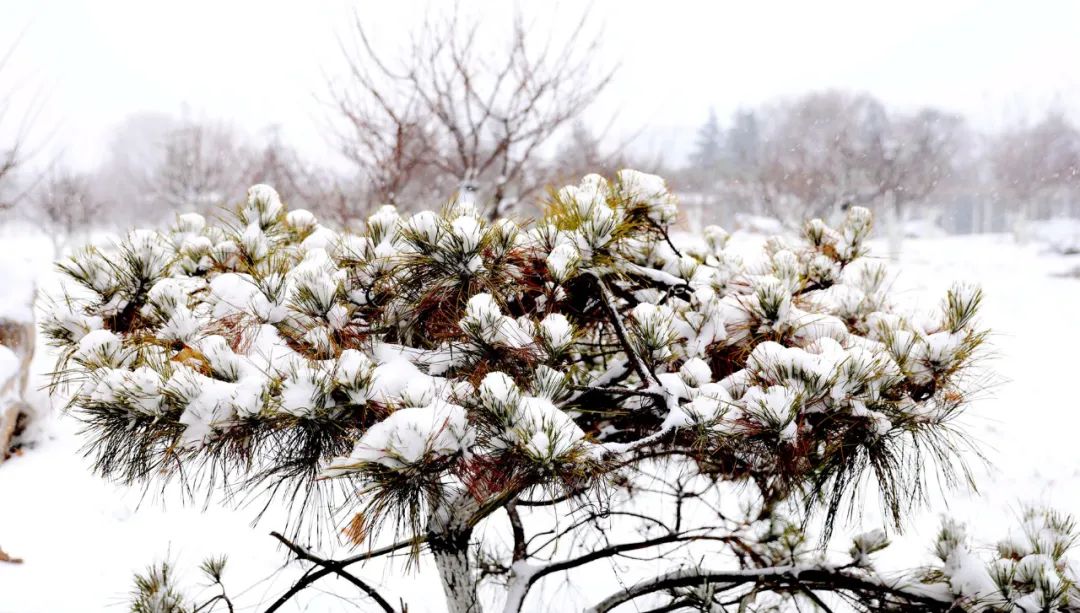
(584, 564, 953, 613)
(265, 532, 412, 613)
(506, 502, 527, 563)
(591, 273, 658, 388)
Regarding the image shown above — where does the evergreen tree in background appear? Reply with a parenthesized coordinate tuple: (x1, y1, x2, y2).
(690, 108, 725, 173)
(725, 108, 761, 172)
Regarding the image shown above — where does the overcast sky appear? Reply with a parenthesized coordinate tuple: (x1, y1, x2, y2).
(3, 0, 1079, 169)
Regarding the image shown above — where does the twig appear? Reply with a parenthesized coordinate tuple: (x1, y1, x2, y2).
(591, 273, 657, 388)
(570, 384, 666, 404)
(514, 488, 586, 507)
(266, 532, 410, 613)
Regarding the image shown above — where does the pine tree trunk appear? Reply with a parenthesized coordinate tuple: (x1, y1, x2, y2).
(430, 529, 479, 613)
(427, 491, 482, 613)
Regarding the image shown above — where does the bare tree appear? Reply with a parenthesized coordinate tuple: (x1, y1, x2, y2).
(33, 168, 104, 255)
(551, 120, 607, 183)
(291, 172, 371, 230)
(725, 92, 887, 225)
(240, 127, 310, 206)
(240, 127, 366, 228)
(329, 6, 616, 217)
(990, 110, 1080, 228)
(857, 107, 967, 257)
(865, 109, 965, 205)
(722, 92, 964, 255)
(0, 47, 19, 208)
(548, 120, 663, 190)
(0, 39, 43, 211)
(94, 112, 177, 223)
(144, 119, 248, 215)
(96, 113, 362, 227)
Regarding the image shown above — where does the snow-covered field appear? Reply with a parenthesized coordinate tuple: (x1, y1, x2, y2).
(1, 228, 1079, 612)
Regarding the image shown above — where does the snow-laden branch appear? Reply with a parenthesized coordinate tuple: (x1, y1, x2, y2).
(583, 564, 953, 613)
(44, 171, 1004, 613)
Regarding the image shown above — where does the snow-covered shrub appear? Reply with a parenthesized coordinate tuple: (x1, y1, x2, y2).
(925, 510, 1080, 612)
(45, 172, 1057, 612)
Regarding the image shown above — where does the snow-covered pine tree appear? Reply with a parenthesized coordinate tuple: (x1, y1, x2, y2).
(43, 173, 1078, 612)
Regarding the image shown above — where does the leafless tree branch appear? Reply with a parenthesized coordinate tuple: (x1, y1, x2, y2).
(327, 5, 616, 218)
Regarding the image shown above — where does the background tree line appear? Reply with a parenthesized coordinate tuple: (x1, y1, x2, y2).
(3, 8, 1080, 255)
(678, 92, 1080, 241)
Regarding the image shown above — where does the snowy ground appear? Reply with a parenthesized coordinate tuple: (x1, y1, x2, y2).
(1, 229, 1079, 612)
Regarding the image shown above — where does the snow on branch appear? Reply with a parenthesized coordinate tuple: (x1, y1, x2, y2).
(42, 169, 1014, 612)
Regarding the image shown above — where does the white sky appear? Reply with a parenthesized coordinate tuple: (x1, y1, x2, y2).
(2, 0, 1079, 169)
